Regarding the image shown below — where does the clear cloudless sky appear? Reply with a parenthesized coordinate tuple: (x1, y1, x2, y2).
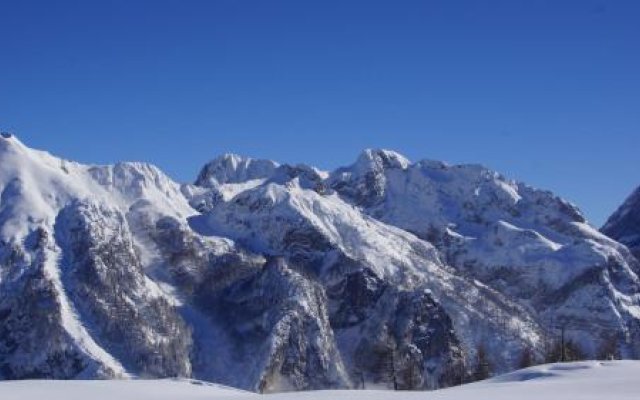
(1, 0, 638, 226)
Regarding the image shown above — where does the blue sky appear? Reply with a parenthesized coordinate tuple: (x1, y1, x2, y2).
(1, 0, 638, 226)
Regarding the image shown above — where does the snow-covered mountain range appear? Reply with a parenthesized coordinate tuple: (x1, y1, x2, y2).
(1, 134, 639, 392)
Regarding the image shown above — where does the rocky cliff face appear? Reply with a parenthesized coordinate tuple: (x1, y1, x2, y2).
(0, 227, 113, 379)
(1, 135, 639, 391)
(602, 186, 640, 260)
(54, 200, 193, 377)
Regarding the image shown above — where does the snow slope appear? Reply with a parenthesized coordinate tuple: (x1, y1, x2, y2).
(0, 379, 252, 400)
(0, 361, 638, 400)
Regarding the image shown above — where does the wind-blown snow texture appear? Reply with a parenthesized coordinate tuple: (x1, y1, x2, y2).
(0, 361, 639, 400)
(1, 135, 639, 392)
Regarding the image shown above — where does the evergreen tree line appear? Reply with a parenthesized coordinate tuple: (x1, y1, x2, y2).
(356, 333, 623, 391)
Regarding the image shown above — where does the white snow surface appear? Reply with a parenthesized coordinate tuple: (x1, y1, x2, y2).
(1, 361, 638, 400)
(0, 379, 252, 400)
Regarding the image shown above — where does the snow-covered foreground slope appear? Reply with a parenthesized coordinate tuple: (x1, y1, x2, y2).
(1, 134, 640, 392)
(1, 361, 638, 400)
(0, 379, 252, 400)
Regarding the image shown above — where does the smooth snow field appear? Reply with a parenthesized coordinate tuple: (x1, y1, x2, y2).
(1, 361, 638, 400)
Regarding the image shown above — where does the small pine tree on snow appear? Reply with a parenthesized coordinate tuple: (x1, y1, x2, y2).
(546, 339, 587, 362)
(518, 346, 535, 369)
(473, 344, 492, 381)
(597, 335, 621, 360)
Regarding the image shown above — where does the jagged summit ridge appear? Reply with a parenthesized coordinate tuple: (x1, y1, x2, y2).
(354, 148, 411, 171)
(195, 153, 279, 187)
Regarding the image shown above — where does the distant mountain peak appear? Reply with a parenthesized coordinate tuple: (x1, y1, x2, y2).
(355, 148, 411, 171)
(195, 153, 279, 187)
(602, 185, 640, 259)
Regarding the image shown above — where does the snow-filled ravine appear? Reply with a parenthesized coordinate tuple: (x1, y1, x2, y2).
(0, 361, 638, 400)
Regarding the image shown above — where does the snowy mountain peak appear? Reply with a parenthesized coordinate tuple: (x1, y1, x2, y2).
(0, 136, 105, 240)
(195, 153, 279, 187)
(0, 133, 30, 157)
(325, 149, 411, 207)
(602, 185, 640, 259)
(354, 148, 411, 172)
